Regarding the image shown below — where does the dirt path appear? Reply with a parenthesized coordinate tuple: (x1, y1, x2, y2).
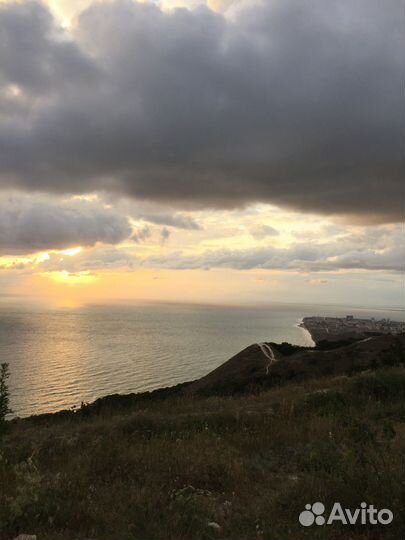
(257, 342, 277, 375)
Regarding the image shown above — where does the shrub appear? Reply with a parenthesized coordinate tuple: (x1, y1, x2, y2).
(303, 390, 348, 417)
(348, 371, 405, 401)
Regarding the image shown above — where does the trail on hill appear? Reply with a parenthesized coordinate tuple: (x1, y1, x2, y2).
(257, 343, 277, 375)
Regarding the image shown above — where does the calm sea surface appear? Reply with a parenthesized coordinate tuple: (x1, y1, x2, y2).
(1, 302, 404, 417)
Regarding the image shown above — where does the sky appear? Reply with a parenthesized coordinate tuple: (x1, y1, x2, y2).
(0, 0, 404, 309)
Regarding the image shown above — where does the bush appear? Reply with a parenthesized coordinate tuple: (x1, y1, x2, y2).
(348, 371, 405, 401)
(303, 390, 348, 417)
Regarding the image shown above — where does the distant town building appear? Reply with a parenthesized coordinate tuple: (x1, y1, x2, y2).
(302, 315, 405, 344)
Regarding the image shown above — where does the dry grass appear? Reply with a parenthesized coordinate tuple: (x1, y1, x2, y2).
(0, 367, 404, 540)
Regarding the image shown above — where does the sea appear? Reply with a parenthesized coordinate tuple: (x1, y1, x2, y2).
(1, 302, 404, 417)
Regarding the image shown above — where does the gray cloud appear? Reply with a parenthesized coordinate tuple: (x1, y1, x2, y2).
(0, 1, 99, 95)
(145, 244, 404, 273)
(145, 226, 405, 272)
(25, 245, 138, 273)
(160, 227, 171, 244)
(102, 197, 203, 229)
(249, 224, 279, 239)
(0, 195, 132, 254)
(25, 224, 403, 274)
(136, 212, 202, 230)
(0, 0, 403, 222)
(131, 225, 151, 243)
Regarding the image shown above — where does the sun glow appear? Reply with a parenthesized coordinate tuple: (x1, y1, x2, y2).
(42, 270, 97, 285)
(36, 252, 50, 263)
(59, 247, 83, 257)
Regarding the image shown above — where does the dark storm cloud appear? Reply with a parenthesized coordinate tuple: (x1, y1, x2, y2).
(0, 0, 403, 222)
(0, 2, 98, 94)
(0, 195, 132, 254)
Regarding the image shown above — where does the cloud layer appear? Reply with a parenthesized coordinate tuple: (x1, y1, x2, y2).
(0, 0, 403, 223)
(30, 223, 404, 274)
(0, 195, 132, 253)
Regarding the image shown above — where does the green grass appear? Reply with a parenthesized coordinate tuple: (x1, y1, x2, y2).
(0, 367, 404, 540)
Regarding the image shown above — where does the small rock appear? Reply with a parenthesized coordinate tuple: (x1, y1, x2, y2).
(207, 521, 222, 532)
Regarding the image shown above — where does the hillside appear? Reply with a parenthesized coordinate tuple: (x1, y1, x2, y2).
(184, 334, 405, 396)
(1, 335, 404, 540)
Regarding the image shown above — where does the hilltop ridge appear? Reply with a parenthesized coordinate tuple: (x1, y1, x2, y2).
(183, 333, 405, 397)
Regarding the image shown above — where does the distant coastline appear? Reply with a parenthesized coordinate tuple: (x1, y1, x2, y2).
(301, 315, 405, 345)
(296, 319, 315, 346)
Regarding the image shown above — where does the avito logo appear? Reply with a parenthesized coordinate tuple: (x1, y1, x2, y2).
(299, 502, 393, 527)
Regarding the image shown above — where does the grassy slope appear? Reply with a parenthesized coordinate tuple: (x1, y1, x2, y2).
(1, 366, 404, 540)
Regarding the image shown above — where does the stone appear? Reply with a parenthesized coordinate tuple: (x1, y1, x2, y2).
(207, 522, 222, 532)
